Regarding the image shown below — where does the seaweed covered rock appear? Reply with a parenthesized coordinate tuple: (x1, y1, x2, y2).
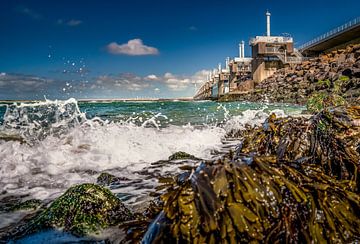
(0, 196, 42, 213)
(306, 92, 347, 113)
(6, 183, 134, 240)
(97, 172, 128, 186)
(38, 183, 133, 235)
(142, 106, 360, 243)
(168, 151, 198, 161)
(10, 199, 42, 212)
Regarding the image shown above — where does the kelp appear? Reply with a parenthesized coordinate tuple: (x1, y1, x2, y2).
(140, 106, 360, 243)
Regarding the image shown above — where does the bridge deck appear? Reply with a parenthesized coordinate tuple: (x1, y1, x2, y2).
(299, 17, 360, 55)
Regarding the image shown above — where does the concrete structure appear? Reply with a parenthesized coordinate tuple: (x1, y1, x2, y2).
(194, 41, 253, 100)
(228, 41, 252, 92)
(194, 11, 304, 100)
(195, 13, 360, 100)
(299, 16, 360, 56)
(250, 11, 303, 83)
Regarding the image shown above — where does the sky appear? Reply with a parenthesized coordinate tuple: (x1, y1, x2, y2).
(1, 0, 360, 100)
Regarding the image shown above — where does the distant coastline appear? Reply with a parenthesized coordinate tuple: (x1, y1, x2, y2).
(0, 97, 195, 103)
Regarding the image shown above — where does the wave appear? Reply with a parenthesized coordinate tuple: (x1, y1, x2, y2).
(1, 98, 86, 143)
(0, 98, 298, 212)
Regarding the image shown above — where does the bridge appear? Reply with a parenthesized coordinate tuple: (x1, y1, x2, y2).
(299, 17, 360, 56)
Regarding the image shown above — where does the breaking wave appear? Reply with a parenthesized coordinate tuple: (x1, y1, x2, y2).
(0, 98, 302, 213)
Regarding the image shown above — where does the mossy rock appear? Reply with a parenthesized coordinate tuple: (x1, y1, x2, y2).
(168, 151, 198, 161)
(10, 199, 42, 212)
(306, 92, 347, 113)
(31, 183, 133, 236)
(97, 172, 128, 186)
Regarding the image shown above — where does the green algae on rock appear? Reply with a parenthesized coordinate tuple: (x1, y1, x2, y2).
(10, 199, 42, 212)
(37, 183, 133, 235)
(97, 172, 128, 186)
(306, 92, 347, 113)
(168, 151, 198, 161)
(5, 183, 134, 240)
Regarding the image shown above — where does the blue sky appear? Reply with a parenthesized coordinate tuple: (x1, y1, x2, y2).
(1, 0, 359, 99)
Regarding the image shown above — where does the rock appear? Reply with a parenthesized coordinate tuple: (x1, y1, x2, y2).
(355, 50, 360, 59)
(25, 184, 133, 237)
(306, 92, 347, 113)
(0, 196, 42, 213)
(10, 199, 42, 212)
(353, 68, 360, 78)
(341, 68, 352, 77)
(337, 53, 346, 63)
(97, 172, 128, 186)
(168, 151, 198, 161)
(296, 70, 304, 76)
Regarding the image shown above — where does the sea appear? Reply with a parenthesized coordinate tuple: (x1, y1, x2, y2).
(0, 98, 304, 242)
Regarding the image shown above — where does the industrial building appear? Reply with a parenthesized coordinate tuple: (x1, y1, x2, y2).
(194, 11, 303, 100)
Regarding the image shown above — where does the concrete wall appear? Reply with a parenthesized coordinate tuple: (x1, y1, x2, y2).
(252, 58, 283, 83)
(252, 42, 294, 57)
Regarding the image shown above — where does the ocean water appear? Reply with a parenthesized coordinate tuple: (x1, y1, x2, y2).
(0, 99, 304, 239)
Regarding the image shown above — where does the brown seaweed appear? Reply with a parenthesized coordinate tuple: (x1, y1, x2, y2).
(138, 106, 360, 243)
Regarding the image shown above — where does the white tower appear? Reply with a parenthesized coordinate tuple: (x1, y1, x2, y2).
(241, 40, 245, 58)
(266, 10, 271, 37)
(218, 63, 221, 72)
(225, 57, 230, 71)
(239, 42, 242, 58)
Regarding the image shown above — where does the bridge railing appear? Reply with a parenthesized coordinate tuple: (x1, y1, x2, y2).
(299, 16, 360, 51)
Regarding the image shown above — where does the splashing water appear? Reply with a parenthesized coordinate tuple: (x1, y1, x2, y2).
(0, 98, 304, 232)
(1, 98, 86, 143)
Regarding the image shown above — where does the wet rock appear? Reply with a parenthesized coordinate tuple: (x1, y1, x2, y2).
(97, 172, 128, 186)
(10, 199, 42, 212)
(7, 183, 134, 239)
(168, 151, 198, 161)
(0, 196, 42, 213)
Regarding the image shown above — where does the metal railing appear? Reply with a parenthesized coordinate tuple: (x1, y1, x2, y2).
(299, 16, 360, 51)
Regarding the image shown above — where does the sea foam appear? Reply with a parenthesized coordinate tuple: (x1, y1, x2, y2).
(0, 98, 294, 210)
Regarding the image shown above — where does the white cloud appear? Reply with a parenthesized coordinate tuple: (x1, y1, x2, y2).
(94, 73, 152, 91)
(91, 70, 209, 94)
(0, 73, 52, 93)
(146, 74, 159, 80)
(156, 70, 210, 91)
(106, 39, 159, 56)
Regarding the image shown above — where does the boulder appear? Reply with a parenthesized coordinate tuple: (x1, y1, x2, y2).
(24, 184, 133, 236)
(97, 172, 128, 186)
(168, 151, 198, 161)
